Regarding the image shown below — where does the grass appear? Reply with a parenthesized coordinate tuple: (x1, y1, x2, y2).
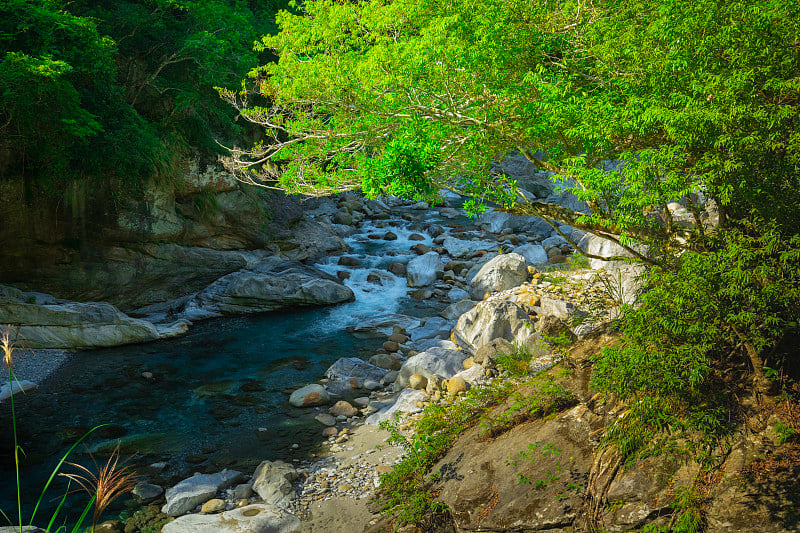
(1, 325, 136, 533)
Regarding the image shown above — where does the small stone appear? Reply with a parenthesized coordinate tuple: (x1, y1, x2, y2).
(384, 231, 398, 240)
(364, 379, 382, 390)
(141, 372, 154, 380)
(322, 427, 338, 438)
(132, 482, 164, 502)
(315, 413, 337, 426)
(338, 483, 354, 492)
(383, 340, 400, 352)
(463, 357, 475, 369)
(409, 374, 428, 390)
(200, 499, 226, 514)
(388, 332, 408, 343)
(447, 376, 468, 395)
(329, 400, 358, 418)
(233, 484, 253, 500)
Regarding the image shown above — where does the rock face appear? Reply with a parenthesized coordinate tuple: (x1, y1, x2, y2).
(162, 469, 243, 517)
(395, 347, 468, 389)
(252, 460, 298, 508)
(185, 257, 354, 318)
(0, 289, 161, 349)
(453, 300, 538, 355)
(161, 504, 300, 533)
(288, 384, 329, 407)
(406, 252, 441, 287)
(468, 253, 528, 300)
(434, 404, 598, 532)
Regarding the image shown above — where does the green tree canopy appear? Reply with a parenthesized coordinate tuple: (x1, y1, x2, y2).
(227, 0, 800, 260)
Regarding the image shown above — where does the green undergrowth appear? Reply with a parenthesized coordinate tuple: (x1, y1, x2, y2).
(377, 361, 576, 528)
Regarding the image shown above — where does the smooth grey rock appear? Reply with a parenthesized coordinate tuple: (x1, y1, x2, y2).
(0, 294, 161, 349)
(162, 469, 243, 516)
(513, 244, 548, 266)
(365, 388, 426, 425)
(0, 528, 45, 533)
(161, 504, 300, 533)
(252, 461, 298, 508)
(407, 316, 451, 341)
(234, 483, 254, 500)
(539, 298, 587, 322)
(499, 154, 556, 198)
(477, 210, 512, 233)
(407, 252, 441, 287)
(324, 357, 387, 395)
(314, 413, 336, 426)
(0, 380, 37, 402)
(440, 300, 477, 321)
(395, 347, 468, 389)
(288, 384, 329, 407)
(468, 253, 528, 299)
(453, 300, 538, 355)
(132, 482, 164, 501)
(187, 257, 354, 316)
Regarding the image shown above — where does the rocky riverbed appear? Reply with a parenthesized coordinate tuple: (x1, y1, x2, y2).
(1, 165, 654, 532)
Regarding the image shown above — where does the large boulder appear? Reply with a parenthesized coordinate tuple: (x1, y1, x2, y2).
(468, 253, 529, 300)
(323, 357, 387, 395)
(0, 290, 161, 349)
(453, 300, 538, 355)
(161, 504, 300, 533)
(252, 460, 298, 508)
(406, 252, 441, 287)
(162, 469, 243, 517)
(185, 257, 354, 318)
(395, 347, 468, 389)
(498, 153, 556, 198)
(513, 244, 548, 266)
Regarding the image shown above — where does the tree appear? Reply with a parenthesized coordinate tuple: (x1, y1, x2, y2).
(224, 0, 799, 262)
(227, 0, 800, 460)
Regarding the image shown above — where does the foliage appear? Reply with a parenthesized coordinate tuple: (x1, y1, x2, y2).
(593, 222, 800, 464)
(0, 0, 288, 194)
(495, 342, 533, 378)
(231, 0, 799, 262)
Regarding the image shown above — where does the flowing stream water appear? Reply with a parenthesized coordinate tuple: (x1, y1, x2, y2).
(0, 207, 465, 527)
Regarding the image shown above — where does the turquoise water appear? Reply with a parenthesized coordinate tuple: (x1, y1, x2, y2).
(0, 210, 462, 528)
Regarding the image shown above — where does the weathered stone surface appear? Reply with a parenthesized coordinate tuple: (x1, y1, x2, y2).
(453, 300, 538, 355)
(288, 384, 329, 408)
(252, 460, 298, 508)
(513, 243, 548, 266)
(498, 153, 556, 198)
(409, 374, 428, 390)
(161, 504, 300, 533)
(406, 252, 441, 287)
(132, 482, 164, 502)
(186, 257, 354, 317)
(539, 297, 586, 322)
(434, 404, 598, 532)
(0, 290, 161, 349)
(439, 300, 476, 321)
(328, 400, 358, 418)
(468, 253, 528, 300)
(162, 469, 243, 516)
(395, 347, 468, 389)
(369, 352, 402, 371)
(473, 338, 514, 366)
(445, 376, 468, 395)
(365, 388, 426, 425)
(407, 316, 452, 341)
(477, 210, 512, 233)
(200, 499, 226, 514)
(324, 357, 387, 395)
